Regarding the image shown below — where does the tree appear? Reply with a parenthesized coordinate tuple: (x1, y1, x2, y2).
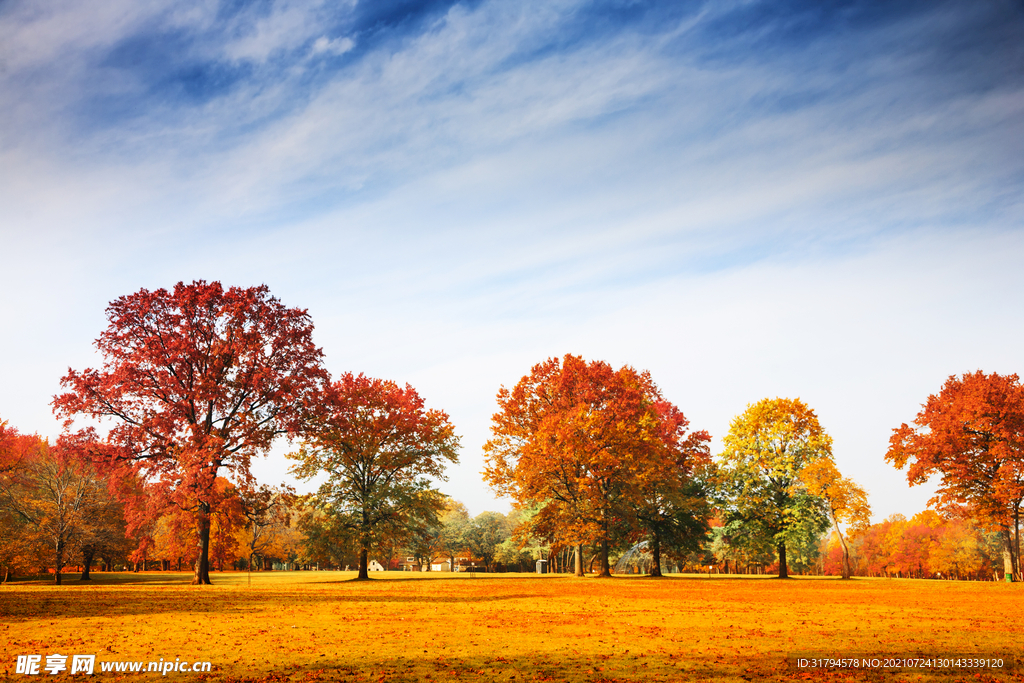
(717, 397, 832, 578)
(623, 403, 712, 577)
(845, 511, 1001, 580)
(485, 354, 701, 577)
(799, 459, 871, 579)
(0, 434, 113, 584)
(850, 513, 904, 577)
(890, 511, 942, 578)
(495, 505, 548, 572)
(430, 498, 470, 572)
(238, 484, 295, 577)
(53, 280, 326, 584)
(931, 517, 986, 580)
(295, 504, 360, 570)
(75, 482, 128, 580)
(0, 421, 46, 581)
(885, 371, 1024, 581)
(208, 480, 245, 572)
(288, 373, 460, 580)
(463, 511, 511, 572)
(630, 477, 712, 577)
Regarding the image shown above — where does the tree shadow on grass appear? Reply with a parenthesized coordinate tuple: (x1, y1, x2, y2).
(0, 583, 552, 622)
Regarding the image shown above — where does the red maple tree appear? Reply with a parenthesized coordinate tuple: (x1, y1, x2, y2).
(288, 373, 460, 580)
(53, 281, 327, 584)
(886, 371, 1024, 581)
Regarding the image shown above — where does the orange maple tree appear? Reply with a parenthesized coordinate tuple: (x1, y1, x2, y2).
(0, 422, 46, 580)
(886, 371, 1024, 581)
(484, 354, 707, 577)
(237, 483, 295, 575)
(0, 426, 122, 584)
(53, 281, 327, 584)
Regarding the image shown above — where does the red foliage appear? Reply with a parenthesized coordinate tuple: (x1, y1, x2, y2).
(821, 536, 844, 576)
(53, 281, 327, 584)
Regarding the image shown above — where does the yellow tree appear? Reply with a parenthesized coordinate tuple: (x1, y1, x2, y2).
(430, 497, 470, 573)
(0, 421, 46, 581)
(800, 459, 871, 579)
(0, 435, 110, 584)
(718, 397, 833, 578)
(931, 519, 985, 580)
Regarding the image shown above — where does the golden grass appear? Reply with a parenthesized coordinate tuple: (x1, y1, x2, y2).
(1, 571, 1020, 682)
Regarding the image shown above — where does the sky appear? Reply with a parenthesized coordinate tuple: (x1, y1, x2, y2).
(1, 0, 1022, 523)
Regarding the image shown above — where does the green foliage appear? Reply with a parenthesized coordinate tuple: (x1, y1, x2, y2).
(494, 505, 547, 568)
(462, 511, 512, 571)
(295, 505, 359, 568)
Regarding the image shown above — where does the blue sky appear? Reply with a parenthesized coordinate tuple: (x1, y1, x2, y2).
(2, 0, 1023, 521)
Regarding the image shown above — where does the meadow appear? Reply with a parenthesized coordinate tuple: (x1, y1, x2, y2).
(1, 572, 1019, 682)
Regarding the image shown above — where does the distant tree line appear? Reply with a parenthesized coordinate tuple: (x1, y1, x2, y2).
(827, 511, 1007, 580)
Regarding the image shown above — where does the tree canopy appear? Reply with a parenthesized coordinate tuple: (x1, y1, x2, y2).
(0, 426, 123, 584)
(800, 459, 871, 579)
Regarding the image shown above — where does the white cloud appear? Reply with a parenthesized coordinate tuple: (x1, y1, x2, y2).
(223, 3, 323, 63)
(311, 35, 355, 56)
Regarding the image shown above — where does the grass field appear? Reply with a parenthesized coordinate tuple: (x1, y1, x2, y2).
(1, 571, 1020, 682)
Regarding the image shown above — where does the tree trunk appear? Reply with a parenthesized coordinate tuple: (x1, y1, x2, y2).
(192, 505, 212, 585)
(834, 520, 851, 580)
(650, 534, 663, 577)
(81, 546, 95, 581)
(358, 546, 369, 580)
(777, 541, 789, 579)
(597, 538, 611, 577)
(574, 544, 583, 577)
(1013, 508, 1021, 581)
(55, 538, 64, 586)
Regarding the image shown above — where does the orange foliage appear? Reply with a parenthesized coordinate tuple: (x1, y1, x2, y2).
(484, 354, 709, 577)
(848, 511, 1000, 580)
(152, 478, 246, 571)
